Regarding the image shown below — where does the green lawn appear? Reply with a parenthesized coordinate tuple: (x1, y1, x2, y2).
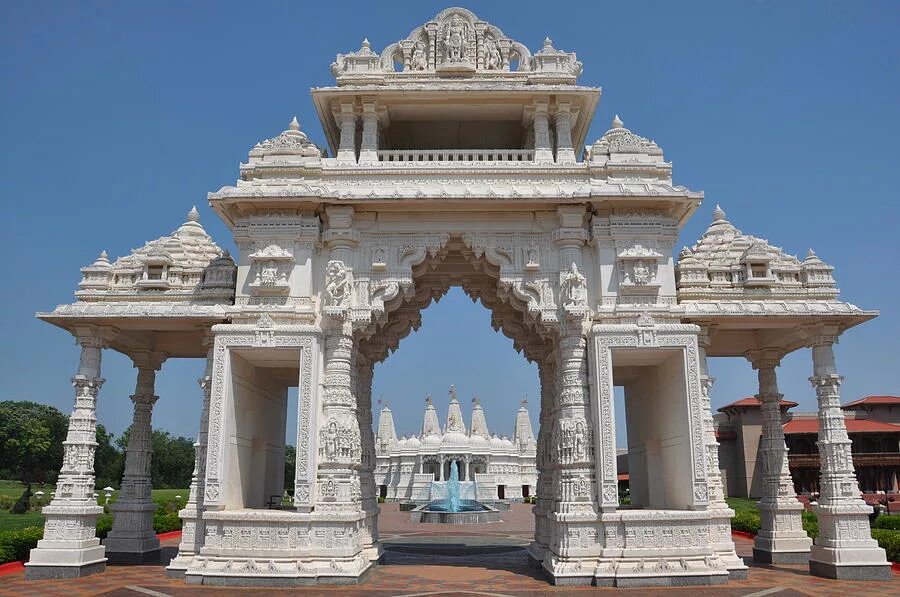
(725, 496, 759, 513)
(0, 480, 189, 532)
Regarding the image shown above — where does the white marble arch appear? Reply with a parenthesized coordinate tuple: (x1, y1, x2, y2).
(28, 5, 887, 588)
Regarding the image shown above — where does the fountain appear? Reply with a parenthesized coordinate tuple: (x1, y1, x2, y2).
(409, 459, 501, 524)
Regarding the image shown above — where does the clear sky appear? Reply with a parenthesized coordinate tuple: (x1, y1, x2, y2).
(1, 1, 898, 448)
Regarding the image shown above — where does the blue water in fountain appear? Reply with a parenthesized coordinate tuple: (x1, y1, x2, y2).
(447, 460, 461, 512)
(422, 461, 488, 513)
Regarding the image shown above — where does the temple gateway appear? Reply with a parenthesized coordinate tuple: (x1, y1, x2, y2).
(27, 6, 889, 587)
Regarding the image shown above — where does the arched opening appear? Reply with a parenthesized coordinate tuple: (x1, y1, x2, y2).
(355, 237, 549, 560)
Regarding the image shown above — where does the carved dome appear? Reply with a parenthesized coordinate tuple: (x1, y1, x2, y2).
(76, 207, 235, 304)
(676, 206, 839, 301)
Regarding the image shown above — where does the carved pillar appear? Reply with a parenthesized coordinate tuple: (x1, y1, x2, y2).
(532, 100, 554, 164)
(697, 330, 747, 578)
(529, 355, 556, 563)
(105, 351, 167, 563)
(745, 350, 811, 564)
(554, 103, 576, 164)
(167, 335, 213, 576)
(358, 99, 378, 164)
(336, 102, 357, 164)
(354, 350, 380, 560)
(807, 335, 889, 579)
(26, 330, 108, 579)
(698, 331, 727, 508)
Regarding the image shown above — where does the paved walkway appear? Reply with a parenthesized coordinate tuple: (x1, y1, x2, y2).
(3, 504, 898, 596)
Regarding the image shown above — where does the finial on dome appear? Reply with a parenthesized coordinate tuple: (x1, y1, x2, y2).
(289, 116, 300, 131)
(425, 394, 432, 406)
(449, 384, 458, 401)
(91, 250, 111, 268)
(362, 38, 370, 49)
(612, 114, 624, 129)
(712, 204, 726, 221)
(472, 396, 480, 406)
(543, 37, 553, 48)
(807, 248, 817, 258)
(187, 206, 200, 222)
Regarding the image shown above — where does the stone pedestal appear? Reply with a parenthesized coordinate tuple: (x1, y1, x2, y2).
(26, 334, 107, 579)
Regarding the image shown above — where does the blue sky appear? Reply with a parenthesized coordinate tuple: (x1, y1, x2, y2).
(1, 1, 898, 448)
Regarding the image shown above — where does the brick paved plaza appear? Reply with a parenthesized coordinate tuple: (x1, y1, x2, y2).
(3, 504, 898, 596)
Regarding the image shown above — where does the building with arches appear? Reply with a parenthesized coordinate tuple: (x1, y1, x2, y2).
(26, 6, 889, 587)
(374, 388, 537, 502)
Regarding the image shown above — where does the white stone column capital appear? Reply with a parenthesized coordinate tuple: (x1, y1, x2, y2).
(744, 348, 784, 371)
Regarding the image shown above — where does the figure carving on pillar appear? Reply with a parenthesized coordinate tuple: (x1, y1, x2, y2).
(325, 260, 350, 307)
(561, 262, 587, 307)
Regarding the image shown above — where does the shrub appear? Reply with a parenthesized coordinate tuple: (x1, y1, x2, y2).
(730, 510, 761, 534)
(377, 496, 385, 503)
(872, 529, 900, 563)
(801, 510, 819, 539)
(153, 512, 182, 534)
(95, 513, 113, 539)
(873, 515, 900, 531)
(0, 526, 43, 564)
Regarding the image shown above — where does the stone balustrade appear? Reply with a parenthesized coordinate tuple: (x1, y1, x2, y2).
(377, 149, 535, 163)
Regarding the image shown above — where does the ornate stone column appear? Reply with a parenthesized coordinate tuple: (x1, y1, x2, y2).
(336, 102, 357, 164)
(358, 99, 379, 164)
(807, 334, 889, 579)
(354, 349, 381, 561)
(699, 330, 747, 578)
(167, 335, 213, 577)
(105, 350, 167, 563)
(745, 349, 811, 564)
(26, 329, 108, 579)
(528, 355, 556, 564)
(554, 102, 576, 164)
(698, 330, 727, 508)
(532, 100, 554, 164)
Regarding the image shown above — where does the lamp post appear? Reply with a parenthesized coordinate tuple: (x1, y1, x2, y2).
(103, 486, 115, 505)
(34, 490, 45, 511)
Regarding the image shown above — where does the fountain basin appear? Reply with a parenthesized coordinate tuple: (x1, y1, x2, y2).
(410, 499, 501, 524)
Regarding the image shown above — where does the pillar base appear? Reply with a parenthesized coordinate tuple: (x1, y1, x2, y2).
(809, 558, 893, 580)
(24, 541, 107, 580)
(753, 547, 810, 564)
(24, 559, 106, 580)
(105, 547, 161, 565)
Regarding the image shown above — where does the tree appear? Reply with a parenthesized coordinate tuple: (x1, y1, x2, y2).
(150, 431, 195, 489)
(94, 424, 124, 489)
(0, 401, 67, 484)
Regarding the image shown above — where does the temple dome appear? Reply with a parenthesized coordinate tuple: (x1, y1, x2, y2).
(468, 434, 489, 449)
(441, 431, 469, 449)
(422, 433, 441, 448)
(405, 435, 421, 449)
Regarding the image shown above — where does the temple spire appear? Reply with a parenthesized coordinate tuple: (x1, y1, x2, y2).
(376, 402, 397, 455)
(513, 397, 536, 454)
(470, 396, 489, 439)
(422, 394, 441, 436)
(445, 385, 466, 434)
